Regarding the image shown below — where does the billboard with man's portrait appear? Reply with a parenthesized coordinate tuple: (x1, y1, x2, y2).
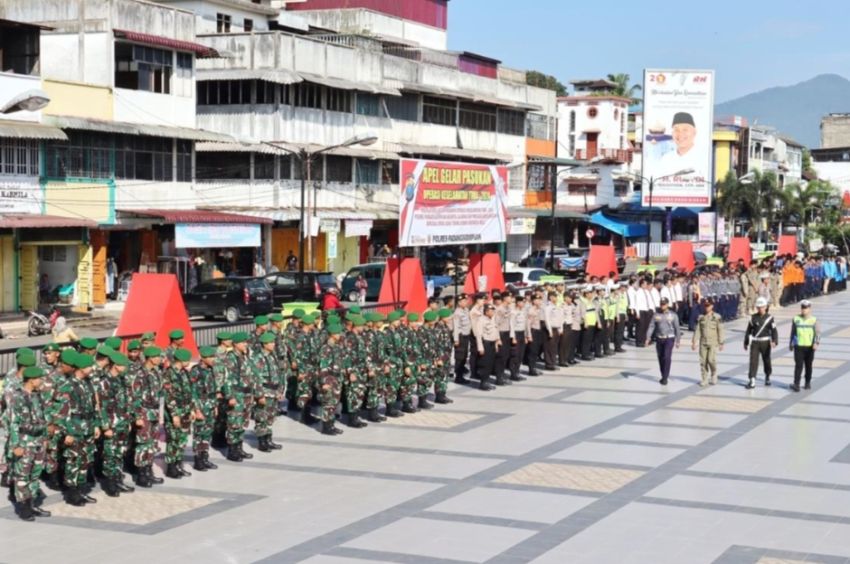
(642, 69, 715, 207)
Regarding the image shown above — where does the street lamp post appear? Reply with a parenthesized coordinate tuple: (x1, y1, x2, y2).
(629, 169, 694, 265)
(263, 132, 378, 293)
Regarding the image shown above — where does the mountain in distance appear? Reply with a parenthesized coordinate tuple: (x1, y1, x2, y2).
(714, 74, 850, 148)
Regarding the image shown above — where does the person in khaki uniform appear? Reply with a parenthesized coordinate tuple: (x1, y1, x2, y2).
(692, 298, 724, 386)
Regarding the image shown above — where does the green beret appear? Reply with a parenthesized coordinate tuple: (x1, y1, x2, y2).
(16, 352, 36, 368)
(110, 352, 130, 367)
(327, 313, 340, 322)
(60, 349, 78, 365)
(327, 324, 342, 335)
(364, 312, 379, 323)
(394, 309, 406, 317)
(143, 346, 161, 358)
(127, 339, 141, 351)
(301, 314, 315, 326)
(407, 312, 420, 322)
(79, 337, 98, 350)
(141, 332, 155, 341)
(374, 313, 386, 322)
(387, 311, 402, 322)
(17, 347, 34, 356)
(96, 345, 114, 357)
(22, 366, 45, 380)
(292, 309, 305, 319)
(173, 348, 191, 363)
(231, 332, 249, 344)
(269, 313, 284, 323)
(259, 332, 276, 344)
(44, 343, 61, 353)
(352, 317, 366, 327)
(169, 329, 185, 340)
(216, 331, 232, 342)
(254, 315, 269, 326)
(438, 308, 452, 319)
(348, 306, 362, 314)
(104, 337, 123, 349)
(423, 311, 437, 322)
(199, 346, 216, 358)
(74, 354, 94, 369)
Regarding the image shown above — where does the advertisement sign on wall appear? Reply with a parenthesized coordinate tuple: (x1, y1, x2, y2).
(508, 217, 537, 235)
(175, 223, 261, 248)
(642, 69, 715, 207)
(399, 159, 508, 247)
(698, 212, 726, 242)
(0, 180, 42, 215)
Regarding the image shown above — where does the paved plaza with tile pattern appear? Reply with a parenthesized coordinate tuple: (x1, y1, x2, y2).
(4, 291, 850, 563)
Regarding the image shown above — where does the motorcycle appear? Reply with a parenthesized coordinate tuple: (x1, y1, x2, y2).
(27, 306, 61, 337)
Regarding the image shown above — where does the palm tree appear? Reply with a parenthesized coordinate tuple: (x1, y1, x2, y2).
(784, 180, 838, 226)
(716, 171, 753, 236)
(606, 73, 642, 104)
(746, 170, 784, 243)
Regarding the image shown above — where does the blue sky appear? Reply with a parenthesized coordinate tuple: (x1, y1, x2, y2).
(447, 0, 850, 102)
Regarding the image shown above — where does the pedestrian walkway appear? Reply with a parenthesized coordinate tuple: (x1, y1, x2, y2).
(3, 292, 850, 563)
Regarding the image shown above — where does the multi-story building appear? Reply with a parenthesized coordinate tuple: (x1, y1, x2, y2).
(820, 113, 850, 149)
(740, 124, 804, 187)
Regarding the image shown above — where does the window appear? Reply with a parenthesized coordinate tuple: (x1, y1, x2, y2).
(355, 159, 379, 184)
(614, 181, 629, 197)
(423, 96, 456, 126)
(0, 27, 40, 75)
(459, 102, 496, 131)
(45, 132, 113, 179)
(0, 139, 39, 176)
(527, 163, 547, 191)
(216, 13, 232, 33)
(197, 80, 253, 105)
(498, 109, 525, 135)
(527, 113, 555, 141)
(289, 83, 322, 109)
(326, 88, 352, 113)
(115, 135, 174, 181)
(568, 134, 576, 155)
(356, 92, 381, 116)
(115, 44, 173, 94)
(567, 183, 597, 196)
(196, 152, 250, 180)
(176, 140, 192, 182)
(255, 81, 279, 104)
(569, 111, 576, 132)
(280, 155, 292, 180)
(381, 160, 399, 185)
(587, 107, 598, 118)
(325, 156, 352, 183)
(174, 53, 193, 97)
(385, 93, 419, 121)
(254, 154, 276, 179)
(244, 18, 253, 32)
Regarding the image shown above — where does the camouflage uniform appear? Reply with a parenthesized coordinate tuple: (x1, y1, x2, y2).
(434, 319, 454, 399)
(95, 367, 132, 487)
(163, 363, 195, 474)
(59, 374, 99, 491)
(317, 337, 344, 435)
(189, 360, 218, 467)
(9, 385, 47, 504)
(293, 328, 318, 410)
(395, 324, 419, 412)
(360, 325, 386, 421)
(341, 329, 367, 425)
(412, 324, 434, 404)
(221, 346, 256, 461)
(128, 365, 161, 473)
(41, 366, 71, 487)
(379, 326, 403, 415)
(253, 343, 285, 450)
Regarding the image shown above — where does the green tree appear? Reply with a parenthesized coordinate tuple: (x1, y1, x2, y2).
(747, 170, 785, 243)
(802, 149, 815, 177)
(716, 171, 752, 237)
(526, 71, 567, 96)
(606, 73, 642, 103)
(784, 179, 838, 226)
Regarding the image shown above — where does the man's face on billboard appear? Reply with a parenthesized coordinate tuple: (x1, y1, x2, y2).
(672, 123, 696, 154)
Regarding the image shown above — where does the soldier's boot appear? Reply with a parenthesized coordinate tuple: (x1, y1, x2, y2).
(86, 467, 96, 487)
(321, 420, 344, 436)
(65, 487, 87, 506)
(299, 406, 317, 426)
(418, 395, 434, 410)
(765, 375, 772, 386)
(435, 392, 453, 404)
(367, 407, 386, 422)
(401, 400, 418, 414)
(237, 441, 253, 459)
(149, 467, 164, 485)
(80, 488, 98, 504)
(17, 500, 35, 522)
(165, 463, 181, 479)
(31, 501, 51, 517)
(211, 430, 226, 449)
(226, 444, 243, 462)
(347, 412, 368, 428)
(177, 462, 192, 477)
(45, 472, 62, 491)
(267, 436, 283, 450)
(116, 478, 135, 493)
(102, 479, 120, 498)
(257, 436, 272, 452)
(203, 452, 218, 470)
(193, 454, 208, 472)
(386, 401, 403, 417)
(134, 467, 152, 488)
(0, 471, 9, 488)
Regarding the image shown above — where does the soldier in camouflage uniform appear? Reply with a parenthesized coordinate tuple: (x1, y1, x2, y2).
(253, 332, 285, 451)
(41, 348, 76, 491)
(91, 345, 114, 481)
(396, 313, 420, 414)
(317, 324, 344, 435)
(414, 313, 437, 410)
(382, 312, 405, 417)
(96, 351, 134, 496)
(122, 340, 142, 474)
(222, 333, 255, 462)
(434, 309, 455, 404)
(341, 317, 369, 429)
(163, 348, 199, 479)
(40, 343, 61, 373)
(269, 313, 289, 416)
(128, 347, 164, 488)
(59, 353, 101, 505)
(361, 313, 387, 423)
(165, 329, 186, 366)
(250, 316, 270, 352)
(212, 331, 233, 449)
(284, 310, 304, 407)
(8, 366, 51, 521)
(127, 339, 142, 369)
(78, 337, 98, 357)
(293, 315, 320, 425)
(190, 346, 220, 472)
(1, 349, 36, 488)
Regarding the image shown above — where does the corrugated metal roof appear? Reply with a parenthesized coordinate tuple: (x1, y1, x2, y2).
(0, 214, 96, 228)
(114, 30, 219, 58)
(44, 116, 234, 142)
(299, 73, 401, 97)
(195, 141, 398, 160)
(117, 209, 273, 224)
(390, 143, 513, 163)
(0, 119, 68, 141)
(232, 209, 398, 222)
(196, 69, 302, 85)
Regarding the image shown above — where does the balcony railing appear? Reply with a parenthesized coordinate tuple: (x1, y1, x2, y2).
(574, 148, 632, 163)
(383, 45, 459, 70)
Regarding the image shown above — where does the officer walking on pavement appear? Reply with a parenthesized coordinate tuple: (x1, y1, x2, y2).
(692, 298, 723, 387)
(646, 297, 681, 385)
(790, 299, 821, 392)
(744, 296, 778, 389)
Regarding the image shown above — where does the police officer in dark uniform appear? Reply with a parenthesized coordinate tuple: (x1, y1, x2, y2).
(646, 297, 681, 385)
(744, 296, 778, 389)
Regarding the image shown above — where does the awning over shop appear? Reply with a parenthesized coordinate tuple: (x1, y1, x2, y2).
(671, 207, 704, 218)
(117, 209, 273, 225)
(527, 156, 583, 167)
(589, 211, 647, 237)
(196, 68, 303, 85)
(114, 29, 219, 58)
(509, 206, 590, 221)
(390, 142, 513, 163)
(0, 214, 96, 228)
(0, 119, 68, 141)
(299, 73, 401, 96)
(44, 116, 234, 142)
(233, 209, 398, 222)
